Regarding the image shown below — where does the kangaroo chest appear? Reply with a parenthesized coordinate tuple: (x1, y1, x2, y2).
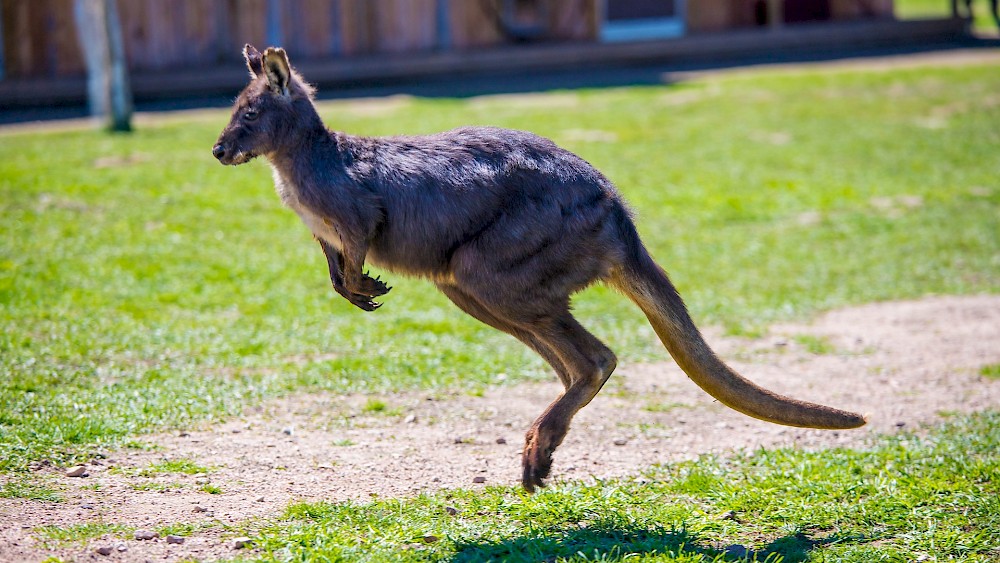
(270, 166, 343, 252)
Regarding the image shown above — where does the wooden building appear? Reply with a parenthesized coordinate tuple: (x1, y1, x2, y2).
(1, 0, 897, 81)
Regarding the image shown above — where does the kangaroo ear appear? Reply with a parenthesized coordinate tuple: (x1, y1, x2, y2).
(243, 44, 263, 78)
(262, 47, 291, 96)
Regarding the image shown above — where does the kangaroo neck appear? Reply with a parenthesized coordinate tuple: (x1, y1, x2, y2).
(266, 123, 339, 184)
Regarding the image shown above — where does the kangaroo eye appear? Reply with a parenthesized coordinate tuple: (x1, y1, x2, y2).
(244, 109, 259, 121)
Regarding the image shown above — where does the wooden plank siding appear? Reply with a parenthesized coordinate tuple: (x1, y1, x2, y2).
(0, 0, 895, 81)
(0, 0, 597, 79)
(2, 0, 85, 78)
(449, 1, 506, 49)
(371, 0, 439, 53)
(118, 0, 224, 70)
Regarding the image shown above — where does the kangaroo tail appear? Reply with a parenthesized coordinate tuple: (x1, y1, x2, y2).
(611, 238, 866, 430)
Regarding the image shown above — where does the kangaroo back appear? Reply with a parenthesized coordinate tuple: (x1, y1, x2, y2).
(611, 236, 866, 430)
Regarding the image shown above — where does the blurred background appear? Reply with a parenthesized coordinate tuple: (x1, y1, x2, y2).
(0, 0, 994, 127)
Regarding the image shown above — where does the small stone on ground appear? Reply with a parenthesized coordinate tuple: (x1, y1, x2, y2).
(65, 466, 87, 477)
(232, 537, 253, 549)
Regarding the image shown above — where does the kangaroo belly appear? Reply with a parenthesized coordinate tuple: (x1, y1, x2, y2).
(365, 227, 456, 282)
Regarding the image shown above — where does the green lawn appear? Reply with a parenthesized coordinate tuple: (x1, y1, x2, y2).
(1, 55, 999, 561)
(895, 0, 956, 18)
(895, 0, 1000, 33)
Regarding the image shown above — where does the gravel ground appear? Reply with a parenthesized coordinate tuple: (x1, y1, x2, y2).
(2, 295, 998, 562)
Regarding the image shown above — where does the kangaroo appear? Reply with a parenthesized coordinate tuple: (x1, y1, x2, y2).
(213, 45, 866, 492)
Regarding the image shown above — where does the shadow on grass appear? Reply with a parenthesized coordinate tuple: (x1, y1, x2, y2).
(451, 523, 847, 562)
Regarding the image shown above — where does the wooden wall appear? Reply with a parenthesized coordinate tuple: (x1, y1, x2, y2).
(1, 0, 892, 80)
(0, 0, 597, 79)
(118, 0, 227, 69)
(2, 0, 85, 78)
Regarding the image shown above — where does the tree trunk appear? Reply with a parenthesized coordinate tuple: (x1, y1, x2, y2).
(74, 0, 132, 132)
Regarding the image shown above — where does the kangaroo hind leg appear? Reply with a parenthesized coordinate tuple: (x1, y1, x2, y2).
(519, 312, 617, 492)
(436, 283, 573, 388)
(440, 282, 617, 491)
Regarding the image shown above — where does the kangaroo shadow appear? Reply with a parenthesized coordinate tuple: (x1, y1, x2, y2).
(450, 521, 848, 563)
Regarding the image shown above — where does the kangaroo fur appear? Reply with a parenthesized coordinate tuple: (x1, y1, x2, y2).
(214, 45, 866, 492)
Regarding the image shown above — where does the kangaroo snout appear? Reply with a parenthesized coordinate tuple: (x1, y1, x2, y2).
(212, 144, 227, 162)
(212, 141, 255, 166)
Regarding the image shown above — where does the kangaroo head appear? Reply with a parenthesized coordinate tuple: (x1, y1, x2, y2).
(213, 44, 318, 166)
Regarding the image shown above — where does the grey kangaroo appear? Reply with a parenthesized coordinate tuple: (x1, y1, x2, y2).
(213, 45, 866, 492)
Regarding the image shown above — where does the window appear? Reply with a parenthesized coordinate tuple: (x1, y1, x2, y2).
(601, 0, 686, 42)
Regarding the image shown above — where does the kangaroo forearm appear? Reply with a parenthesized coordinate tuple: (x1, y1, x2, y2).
(339, 244, 367, 294)
(319, 239, 388, 311)
(318, 239, 345, 289)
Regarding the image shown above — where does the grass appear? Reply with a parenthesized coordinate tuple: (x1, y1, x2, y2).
(156, 521, 218, 538)
(792, 335, 837, 355)
(362, 398, 388, 413)
(34, 522, 132, 545)
(643, 401, 691, 413)
(1, 38, 998, 563)
(110, 456, 211, 477)
(0, 48, 1000, 561)
(0, 54, 997, 478)
(199, 483, 223, 494)
(240, 411, 999, 562)
(129, 481, 174, 492)
(895, 0, 1000, 34)
(104, 457, 213, 492)
(360, 397, 404, 417)
(980, 364, 1000, 379)
(0, 477, 63, 502)
(140, 457, 212, 476)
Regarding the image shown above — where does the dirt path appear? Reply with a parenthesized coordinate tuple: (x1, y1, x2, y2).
(3, 295, 999, 562)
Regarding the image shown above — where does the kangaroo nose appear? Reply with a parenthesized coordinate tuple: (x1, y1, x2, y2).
(212, 144, 227, 160)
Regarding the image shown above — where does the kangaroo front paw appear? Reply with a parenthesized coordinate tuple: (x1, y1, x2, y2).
(521, 428, 555, 493)
(358, 271, 391, 297)
(348, 294, 383, 312)
(333, 284, 384, 312)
